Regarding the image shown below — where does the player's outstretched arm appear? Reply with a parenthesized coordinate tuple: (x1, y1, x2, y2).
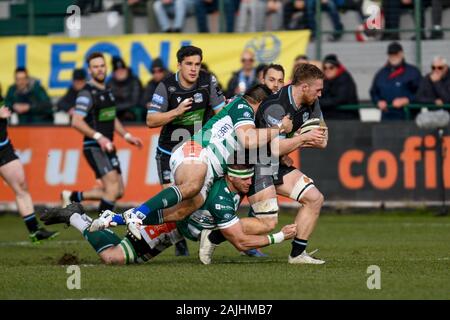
(220, 222, 297, 252)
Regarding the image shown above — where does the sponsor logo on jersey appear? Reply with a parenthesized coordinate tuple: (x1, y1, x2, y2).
(152, 94, 164, 105)
(177, 97, 182, 104)
(267, 115, 281, 126)
(168, 86, 176, 93)
(243, 111, 252, 118)
(98, 106, 116, 122)
(194, 92, 203, 103)
(238, 104, 245, 109)
(223, 213, 233, 219)
(149, 103, 161, 109)
(215, 204, 234, 211)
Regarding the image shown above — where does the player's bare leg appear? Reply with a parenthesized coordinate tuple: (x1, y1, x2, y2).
(275, 169, 325, 264)
(0, 159, 58, 242)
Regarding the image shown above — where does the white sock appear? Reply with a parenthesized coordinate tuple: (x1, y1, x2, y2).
(69, 213, 90, 233)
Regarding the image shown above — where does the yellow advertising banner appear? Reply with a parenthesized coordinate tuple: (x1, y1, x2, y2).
(0, 31, 310, 97)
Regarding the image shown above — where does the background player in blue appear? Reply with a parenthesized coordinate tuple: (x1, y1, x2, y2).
(0, 105, 58, 242)
(145, 46, 225, 256)
(61, 52, 143, 215)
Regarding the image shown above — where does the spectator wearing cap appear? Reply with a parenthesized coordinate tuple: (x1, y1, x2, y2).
(370, 42, 422, 120)
(56, 68, 87, 114)
(4, 67, 53, 123)
(415, 56, 450, 107)
(141, 58, 172, 113)
(225, 50, 257, 99)
(320, 54, 359, 120)
(107, 56, 143, 122)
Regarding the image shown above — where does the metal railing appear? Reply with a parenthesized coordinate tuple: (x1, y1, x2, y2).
(338, 103, 450, 120)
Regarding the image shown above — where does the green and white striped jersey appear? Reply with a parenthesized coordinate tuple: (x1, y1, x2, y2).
(176, 178, 241, 241)
(192, 96, 255, 177)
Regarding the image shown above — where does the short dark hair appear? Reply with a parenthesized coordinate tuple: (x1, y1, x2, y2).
(86, 52, 105, 66)
(177, 45, 203, 63)
(295, 54, 308, 62)
(263, 64, 285, 78)
(292, 63, 324, 85)
(15, 67, 27, 75)
(243, 84, 272, 104)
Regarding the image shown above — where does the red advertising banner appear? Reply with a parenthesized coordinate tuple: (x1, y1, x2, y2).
(0, 126, 299, 205)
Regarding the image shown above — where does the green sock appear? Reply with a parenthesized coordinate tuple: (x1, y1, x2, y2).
(143, 186, 182, 212)
(83, 229, 121, 254)
(136, 186, 182, 225)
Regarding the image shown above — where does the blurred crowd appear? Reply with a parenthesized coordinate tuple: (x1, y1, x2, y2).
(0, 41, 449, 123)
(75, 0, 450, 40)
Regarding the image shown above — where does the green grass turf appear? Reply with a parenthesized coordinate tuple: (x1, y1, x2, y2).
(0, 209, 449, 300)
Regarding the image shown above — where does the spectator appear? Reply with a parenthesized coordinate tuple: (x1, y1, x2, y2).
(226, 50, 257, 98)
(153, 0, 193, 32)
(237, 0, 283, 32)
(4, 67, 53, 123)
(306, 0, 344, 41)
(195, 0, 217, 33)
(425, 0, 450, 40)
(381, 0, 426, 40)
(283, 0, 308, 30)
(195, 0, 240, 33)
(56, 69, 87, 114)
(201, 62, 223, 91)
(141, 58, 172, 111)
(76, 0, 103, 14)
(107, 57, 143, 122)
(287, 54, 309, 83)
(320, 54, 359, 120)
(415, 56, 450, 106)
(370, 42, 422, 120)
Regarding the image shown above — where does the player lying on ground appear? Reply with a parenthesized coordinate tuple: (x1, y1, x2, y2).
(39, 164, 296, 265)
(122, 84, 293, 239)
(0, 104, 58, 243)
(204, 63, 329, 265)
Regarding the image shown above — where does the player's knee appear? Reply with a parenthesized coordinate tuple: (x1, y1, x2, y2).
(265, 217, 278, 231)
(15, 179, 29, 197)
(252, 198, 279, 232)
(180, 181, 202, 199)
(304, 189, 324, 212)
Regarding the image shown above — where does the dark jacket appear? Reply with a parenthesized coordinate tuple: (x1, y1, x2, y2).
(140, 71, 172, 110)
(106, 69, 143, 121)
(4, 78, 53, 123)
(320, 66, 359, 120)
(415, 71, 450, 105)
(225, 69, 257, 99)
(56, 86, 80, 112)
(370, 60, 422, 120)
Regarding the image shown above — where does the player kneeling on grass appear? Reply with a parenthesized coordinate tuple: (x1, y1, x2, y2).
(39, 163, 296, 265)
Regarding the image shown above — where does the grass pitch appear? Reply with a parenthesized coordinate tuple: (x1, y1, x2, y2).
(0, 209, 449, 300)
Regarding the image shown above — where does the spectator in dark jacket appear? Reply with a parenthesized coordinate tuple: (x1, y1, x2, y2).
(320, 54, 359, 120)
(56, 68, 87, 114)
(107, 56, 143, 122)
(141, 58, 172, 112)
(226, 50, 257, 99)
(415, 56, 450, 106)
(4, 67, 53, 123)
(370, 42, 422, 120)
